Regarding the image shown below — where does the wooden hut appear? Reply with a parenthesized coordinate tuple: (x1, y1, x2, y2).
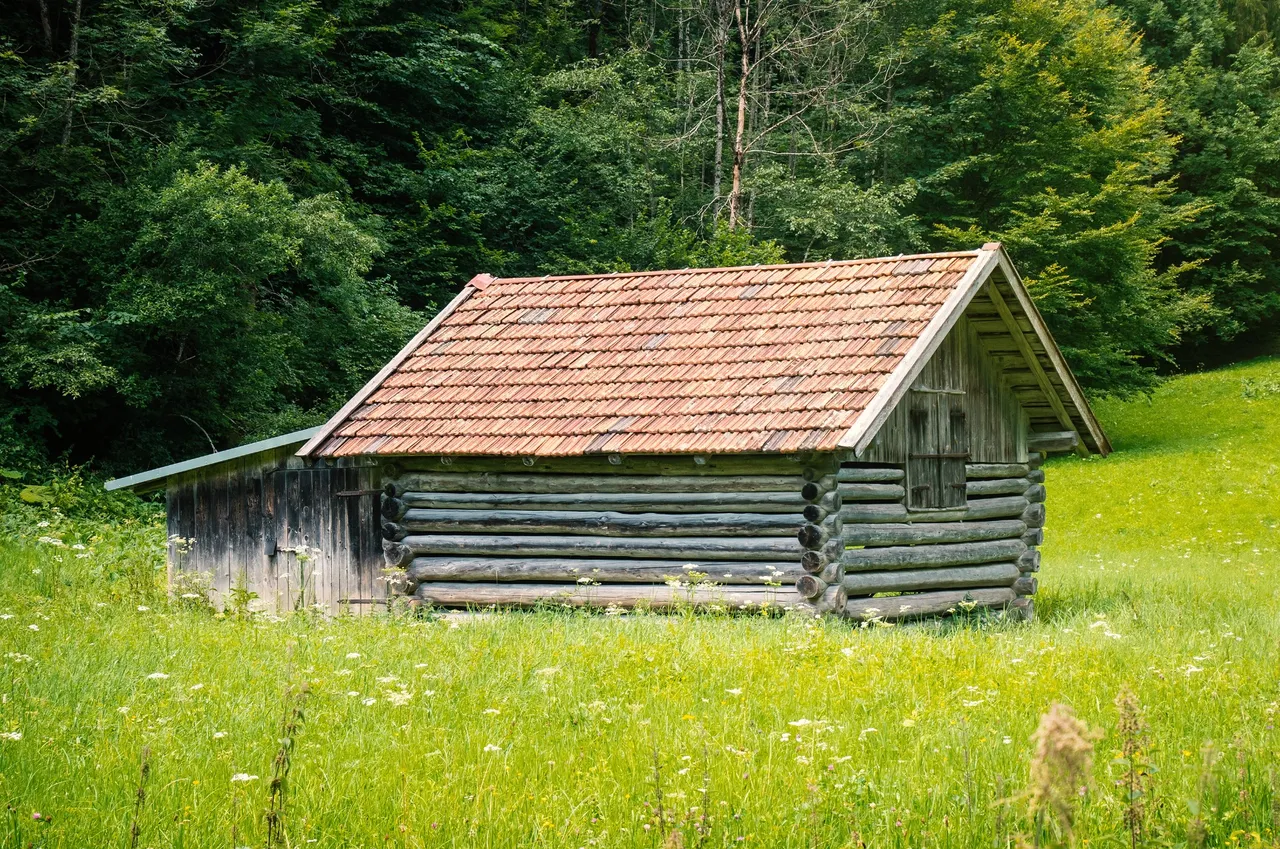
(109, 243, 1107, 619)
(296, 242, 1108, 621)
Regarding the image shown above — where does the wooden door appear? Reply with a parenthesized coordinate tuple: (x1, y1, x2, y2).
(907, 388, 970, 510)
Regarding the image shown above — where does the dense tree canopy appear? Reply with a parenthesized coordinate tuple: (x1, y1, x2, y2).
(2, 0, 1278, 471)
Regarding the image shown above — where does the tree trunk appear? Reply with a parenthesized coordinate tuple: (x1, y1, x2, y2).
(61, 0, 83, 147)
(727, 1, 750, 229)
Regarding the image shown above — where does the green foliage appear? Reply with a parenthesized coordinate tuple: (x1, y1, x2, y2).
(3, 0, 1280, 470)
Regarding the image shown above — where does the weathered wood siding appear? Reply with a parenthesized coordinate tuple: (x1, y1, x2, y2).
(862, 314, 1029, 465)
(165, 448, 383, 613)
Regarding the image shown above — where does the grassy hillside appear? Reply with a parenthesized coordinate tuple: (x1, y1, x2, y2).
(2, 361, 1279, 848)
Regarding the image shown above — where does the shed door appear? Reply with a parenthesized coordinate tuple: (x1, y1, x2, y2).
(907, 388, 969, 510)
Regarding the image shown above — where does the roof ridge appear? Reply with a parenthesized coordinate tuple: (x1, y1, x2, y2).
(487, 250, 982, 286)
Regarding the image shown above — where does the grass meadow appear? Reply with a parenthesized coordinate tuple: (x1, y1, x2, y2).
(2, 359, 1279, 848)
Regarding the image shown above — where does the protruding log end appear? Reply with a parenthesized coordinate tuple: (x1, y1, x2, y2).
(380, 495, 407, 521)
(797, 523, 831, 550)
(1018, 549, 1041, 572)
(800, 475, 837, 503)
(383, 480, 404, 498)
(1007, 596, 1035, 622)
(381, 520, 407, 542)
(1026, 452, 1044, 469)
(1026, 469, 1045, 484)
(803, 503, 828, 524)
(1013, 576, 1038, 596)
(1021, 528, 1044, 547)
(382, 540, 413, 569)
(1024, 483, 1047, 504)
(814, 585, 847, 615)
(1020, 502, 1046, 529)
(795, 574, 828, 599)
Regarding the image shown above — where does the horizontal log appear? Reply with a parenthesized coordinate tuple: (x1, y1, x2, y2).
(1024, 484, 1047, 503)
(1027, 431, 1078, 454)
(394, 508, 802, 537)
(801, 491, 843, 523)
(965, 463, 1029, 480)
(1021, 529, 1044, 547)
(837, 466, 905, 483)
(413, 582, 802, 610)
(842, 519, 1026, 548)
(1027, 452, 1044, 469)
(840, 503, 910, 523)
(837, 482, 906, 502)
(1026, 469, 1045, 484)
(405, 557, 803, 584)
(397, 534, 803, 562)
(814, 585, 847, 614)
(963, 496, 1030, 521)
(844, 588, 1017, 621)
(398, 490, 808, 514)
(841, 563, 1020, 595)
(842, 496, 1029, 525)
(392, 473, 806, 496)
(1018, 549, 1041, 572)
(841, 538, 1027, 571)
(1021, 503, 1046, 528)
(967, 478, 1032, 497)
(1013, 576, 1038, 595)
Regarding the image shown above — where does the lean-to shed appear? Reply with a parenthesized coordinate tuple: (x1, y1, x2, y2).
(110, 243, 1108, 620)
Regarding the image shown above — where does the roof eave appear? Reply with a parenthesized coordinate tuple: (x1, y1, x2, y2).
(103, 426, 323, 493)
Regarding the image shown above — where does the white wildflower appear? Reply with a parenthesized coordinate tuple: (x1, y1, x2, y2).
(483, 708, 500, 715)
(37, 521, 50, 528)
(213, 731, 227, 739)
(136, 605, 150, 612)
(962, 700, 984, 707)
(0, 731, 21, 742)
(71, 543, 85, 550)
(190, 683, 204, 691)
(146, 672, 169, 680)
(788, 718, 812, 727)
(483, 744, 502, 753)
(362, 698, 377, 706)
(346, 652, 361, 659)
(230, 774, 258, 783)
(27, 624, 38, 632)
(386, 690, 413, 706)
(725, 688, 742, 696)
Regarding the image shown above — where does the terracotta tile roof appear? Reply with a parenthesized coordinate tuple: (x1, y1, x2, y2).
(313, 251, 982, 457)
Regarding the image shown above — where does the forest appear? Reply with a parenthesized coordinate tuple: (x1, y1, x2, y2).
(2, 0, 1279, 472)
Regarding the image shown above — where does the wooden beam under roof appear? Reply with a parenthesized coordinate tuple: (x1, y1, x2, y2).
(983, 279, 1089, 457)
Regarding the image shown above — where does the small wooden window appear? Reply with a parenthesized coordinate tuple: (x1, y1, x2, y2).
(906, 388, 970, 510)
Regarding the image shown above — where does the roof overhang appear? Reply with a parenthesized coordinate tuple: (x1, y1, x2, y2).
(104, 426, 322, 493)
(837, 243, 1109, 457)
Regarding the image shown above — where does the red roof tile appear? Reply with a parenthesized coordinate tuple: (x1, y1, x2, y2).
(312, 252, 982, 457)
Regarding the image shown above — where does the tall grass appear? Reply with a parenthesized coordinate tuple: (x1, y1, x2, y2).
(2, 359, 1279, 847)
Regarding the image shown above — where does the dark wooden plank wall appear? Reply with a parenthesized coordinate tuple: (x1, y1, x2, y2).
(862, 313, 1029, 465)
(164, 449, 381, 613)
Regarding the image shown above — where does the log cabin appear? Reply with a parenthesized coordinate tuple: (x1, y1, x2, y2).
(108, 242, 1108, 620)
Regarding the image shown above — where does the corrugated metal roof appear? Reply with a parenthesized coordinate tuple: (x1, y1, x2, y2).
(104, 426, 322, 493)
(307, 251, 985, 458)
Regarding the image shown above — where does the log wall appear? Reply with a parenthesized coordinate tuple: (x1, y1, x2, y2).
(830, 457, 1044, 622)
(381, 457, 820, 611)
(379, 453, 1046, 622)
